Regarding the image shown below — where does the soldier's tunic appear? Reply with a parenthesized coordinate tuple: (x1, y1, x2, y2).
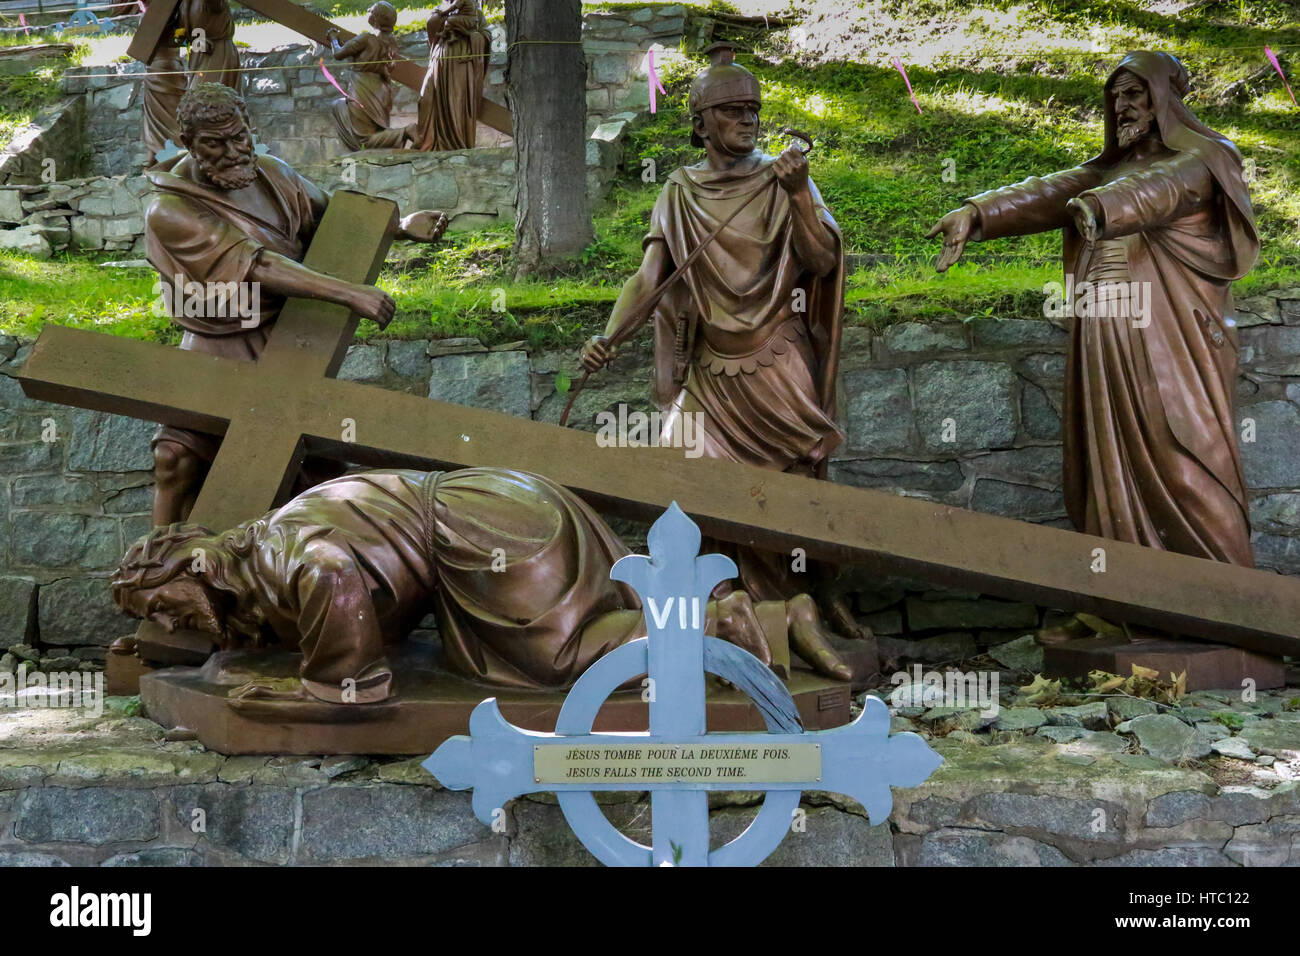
(646, 151, 846, 600)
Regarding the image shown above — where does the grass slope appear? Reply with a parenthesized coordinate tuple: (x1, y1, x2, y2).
(1, 0, 1298, 346)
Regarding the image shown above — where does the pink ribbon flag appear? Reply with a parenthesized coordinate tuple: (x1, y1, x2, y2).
(892, 57, 922, 114)
(19, 13, 30, 35)
(319, 58, 360, 105)
(1265, 46, 1297, 107)
(647, 48, 667, 114)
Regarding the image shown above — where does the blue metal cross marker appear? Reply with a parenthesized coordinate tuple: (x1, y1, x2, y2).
(425, 503, 942, 866)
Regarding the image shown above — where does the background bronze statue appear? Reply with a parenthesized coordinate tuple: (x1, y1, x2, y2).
(144, 82, 449, 526)
(579, 42, 871, 651)
(413, 0, 491, 151)
(140, 0, 186, 166)
(111, 467, 853, 708)
(325, 3, 413, 151)
(928, 51, 1259, 641)
(181, 0, 242, 93)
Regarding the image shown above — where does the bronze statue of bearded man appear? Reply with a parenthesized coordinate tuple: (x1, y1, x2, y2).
(111, 467, 852, 708)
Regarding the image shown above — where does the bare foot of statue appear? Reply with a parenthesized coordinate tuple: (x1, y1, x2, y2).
(787, 594, 854, 683)
(821, 590, 874, 642)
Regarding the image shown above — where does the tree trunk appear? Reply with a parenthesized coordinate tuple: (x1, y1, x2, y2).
(505, 0, 593, 276)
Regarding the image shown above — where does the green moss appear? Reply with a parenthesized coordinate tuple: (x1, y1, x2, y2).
(0, 67, 65, 149)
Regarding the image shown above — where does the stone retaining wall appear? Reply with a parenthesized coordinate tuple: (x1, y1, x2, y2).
(3, 291, 1300, 670)
(1, 708, 1294, 865)
(0, 3, 687, 254)
(1, 3, 687, 183)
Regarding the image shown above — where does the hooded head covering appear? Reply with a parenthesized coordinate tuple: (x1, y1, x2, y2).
(1087, 51, 1258, 272)
(689, 41, 761, 148)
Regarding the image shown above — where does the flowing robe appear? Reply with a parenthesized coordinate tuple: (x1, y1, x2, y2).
(413, 10, 490, 151)
(143, 154, 342, 485)
(227, 468, 644, 700)
(329, 32, 410, 152)
(180, 0, 241, 93)
(647, 154, 846, 600)
(966, 151, 1255, 564)
(141, 3, 185, 162)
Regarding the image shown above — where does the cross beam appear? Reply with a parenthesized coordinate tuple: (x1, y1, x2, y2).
(128, 0, 512, 134)
(19, 325, 1300, 661)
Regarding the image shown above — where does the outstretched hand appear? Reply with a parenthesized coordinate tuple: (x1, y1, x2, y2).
(926, 204, 979, 272)
(1066, 197, 1100, 244)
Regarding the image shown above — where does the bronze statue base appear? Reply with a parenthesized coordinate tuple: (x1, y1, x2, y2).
(138, 645, 852, 755)
(1042, 635, 1285, 691)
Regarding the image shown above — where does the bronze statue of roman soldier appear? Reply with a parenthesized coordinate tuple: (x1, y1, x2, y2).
(578, 43, 867, 674)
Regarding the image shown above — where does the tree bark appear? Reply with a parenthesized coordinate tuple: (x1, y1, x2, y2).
(505, 0, 593, 276)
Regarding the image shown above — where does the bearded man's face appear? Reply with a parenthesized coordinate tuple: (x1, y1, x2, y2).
(124, 576, 227, 639)
(185, 112, 257, 190)
(1112, 70, 1156, 149)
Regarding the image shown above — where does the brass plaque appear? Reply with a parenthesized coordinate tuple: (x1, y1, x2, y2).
(533, 742, 821, 785)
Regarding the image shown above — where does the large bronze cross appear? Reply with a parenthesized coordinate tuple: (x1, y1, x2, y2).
(20, 307, 1300, 665)
(129, 0, 512, 134)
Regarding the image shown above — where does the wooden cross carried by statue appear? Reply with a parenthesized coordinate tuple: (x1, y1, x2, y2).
(20, 293, 1300, 691)
(127, 0, 512, 134)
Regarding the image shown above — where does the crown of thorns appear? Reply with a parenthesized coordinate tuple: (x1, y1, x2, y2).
(110, 523, 214, 595)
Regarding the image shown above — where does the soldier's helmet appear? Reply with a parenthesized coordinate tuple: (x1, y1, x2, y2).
(689, 41, 761, 147)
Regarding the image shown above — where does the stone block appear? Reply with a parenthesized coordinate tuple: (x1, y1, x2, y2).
(11, 474, 97, 508)
(0, 577, 36, 647)
(970, 479, 1065, 520)
(916, 828, 1074, 865)
(17, 787, 160, 845)
(67, 408, 154, 472)
(841, 367, 912, 454)
(0, 189, 24, 224)
(37, 576, 128, 646)
(10, 513, 120, 569)
(300, 785, 485, 862)
(172, 784, 296, 864)
(1021, 382, 1061, 439)
(413, 168, 460, 210)
(428, 350, 531, 419)
(338, 343, 387, 384)
(387, 340, 431, 380)
(0, 226, 51, 259)
(971, 317, 1067, 347)
(1253, 533, 1300, 575)
(829, 458, 963, 494)
(1240, 401, 1300, 488)
(882, 322, 966, 353)
(913, 361, 1017, 452)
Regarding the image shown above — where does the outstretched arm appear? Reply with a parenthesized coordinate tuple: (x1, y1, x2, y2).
(249, 251, 396, 328)
(927, 165, 1106, 271)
